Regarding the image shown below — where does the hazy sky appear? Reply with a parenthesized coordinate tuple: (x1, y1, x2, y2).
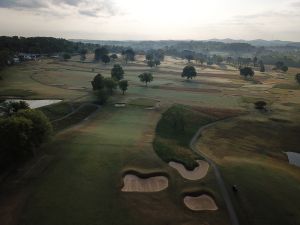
(0, 0, 300, 41)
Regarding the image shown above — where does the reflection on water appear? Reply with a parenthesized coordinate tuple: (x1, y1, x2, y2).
(5, 99, 62, 109)
(286, 152, 300, 167)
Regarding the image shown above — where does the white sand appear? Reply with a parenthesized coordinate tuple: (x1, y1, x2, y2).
(168, 160, 209, 180)
(184, 195, 218, 211)
(121, 174, 168, 192)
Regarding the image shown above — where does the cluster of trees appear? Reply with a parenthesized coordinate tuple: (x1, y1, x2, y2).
(0, 36, 86, 55)
(94, 47, 135, 64)
(240, 67, 255, 79)
(0, 101, 52, 168)
(274, 61, 289, 72)
(145, 49, 164, 68)
(91, 64, 129, 103)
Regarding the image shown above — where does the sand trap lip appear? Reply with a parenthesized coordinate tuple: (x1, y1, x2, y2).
(121, 174, 168, 192)
(184, 195, 218, 211)
(168, 160, 209, 180)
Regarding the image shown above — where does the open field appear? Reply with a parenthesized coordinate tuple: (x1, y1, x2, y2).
(0, 54, 300, 225)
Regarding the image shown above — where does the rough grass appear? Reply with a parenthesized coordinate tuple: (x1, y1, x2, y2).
(153, 105, 216, 170)
(39, 102, 73, 121)
(197, 113, 300, 225)
(128, 98, 158, 107)
(51, 104, 98, 131)
(0, 89, 36, 98)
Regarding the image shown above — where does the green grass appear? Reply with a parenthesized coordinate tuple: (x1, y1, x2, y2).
(223, 162, 300, 225)
(197, 113, 300, 225)
(274, 83, 300, 90)
(0, 89, 36, 98)
(51, 104, 98, 131)
(153, 105, 215, 170)
(39, 102, 73, 121)
(128, 98, 158, 107)
(20, 106, 230, 225)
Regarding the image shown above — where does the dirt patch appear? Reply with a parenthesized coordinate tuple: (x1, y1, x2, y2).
(121, 174, 168, 192)
(184, 195, 218, 211)
(168, 160, 209, 180)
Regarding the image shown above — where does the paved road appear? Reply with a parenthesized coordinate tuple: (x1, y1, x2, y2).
(189, 120, 240, 225)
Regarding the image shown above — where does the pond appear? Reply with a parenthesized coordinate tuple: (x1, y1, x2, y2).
(4, 99, 62, 109)
(286, 152, 300, 167)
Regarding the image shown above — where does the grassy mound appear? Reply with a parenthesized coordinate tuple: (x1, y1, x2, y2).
(52, 104, 98, 131)
(153, 104, 215, 170)
(39, 102, 73, 121)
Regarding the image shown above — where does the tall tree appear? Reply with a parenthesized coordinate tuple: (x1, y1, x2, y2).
(240, 67, 255, 78)
(101, 55, 110, 64)
(138, 72, 153, 87)
(95, 47, 108, 61)
(91, 74, 105, 90)
(111, 64, 124, 81)
(104, 78, 117, 95)
(119, 80, 128, 95)
(259, 60, 265, 72)
(123, 49, 135, 63)
(181, 66, 197, 79)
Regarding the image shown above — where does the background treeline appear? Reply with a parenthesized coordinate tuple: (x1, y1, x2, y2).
(75, 39, 300, 67)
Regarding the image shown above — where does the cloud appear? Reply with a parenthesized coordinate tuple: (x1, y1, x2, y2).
(291, 1, 300, 7)
(0, 0, 117, 17)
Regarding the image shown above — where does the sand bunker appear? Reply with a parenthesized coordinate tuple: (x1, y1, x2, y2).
(184, 195, 218, 211)
(169, 160, 209, 180)
(121, 174, 168, 192)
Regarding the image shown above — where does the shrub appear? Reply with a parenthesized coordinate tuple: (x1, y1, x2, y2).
(255, 101, 267, 110)
(0, 109, 52, 161)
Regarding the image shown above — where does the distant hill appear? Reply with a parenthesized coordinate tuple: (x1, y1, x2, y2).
(208, 38, 300, 47)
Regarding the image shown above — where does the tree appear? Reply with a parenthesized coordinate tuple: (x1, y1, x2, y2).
(62, 53, 71, 61)
(2, 101, 30, 116)
(111, 64, 124, 81)
(110, 54, 118, 61)
(295, 73, 300, 85)
(104, 77, 117, 95)
(138, 72, 153, 86)
(95, 89, 108, 105)
(95, 47, 108, 61)
(253, 56, 258, 67)
(0, 116, 33, 159)
(147, 60, 156, 68)
(0, 49, 10, 70)
(282, 65, 288, 72)
(185, 54, 194, 63)
(80, 49, 87, 61)
(154, 59, 161, 67)
(240, 67, 254, 78)
(16, 109, 53, 149)
(181, 66, 197, 79)
(254, 101, 267, 111)
(91, 74, 105, 90)
(101, 55, 110, 64)
(146, 53, 154, 61)
(0, 109, 52, 160)
(275, 61, 284, 70)
(119, 80, 128, 95)
(123, 49, 135, 63)
(259, 61, 265, 72)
